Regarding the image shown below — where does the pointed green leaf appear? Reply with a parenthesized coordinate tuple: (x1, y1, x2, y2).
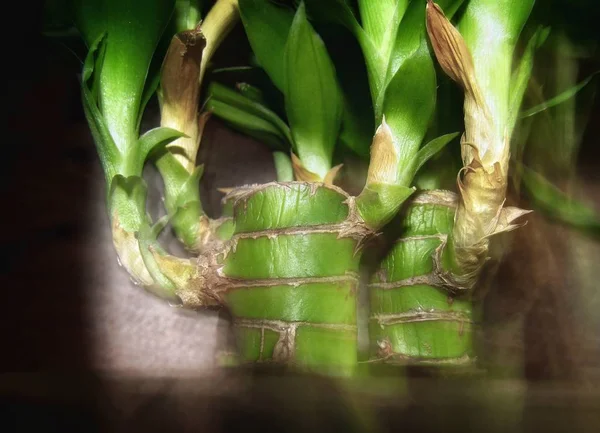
(169, 164, 205, 249)
(520, 71, 599, 118)
(240, 1, 373, 158)
(284, 2, 343, 178)
(413, 132, 460, 177)
(458, 0, 535, 133)
(154, 153, 205, 250)
(172, 164, 204, 212)
(137, 71, 162, 130)
(378, 0, 464, 122)
(212, 65, 256, 73)
(156, 152, 192, 197)
(239, 0, 294, 91)
(521, 165, 600, 236)
(382, 43, 437, 186)
(507, 26, 550, 135)
(236, 82, 265, 103)
(208, 82, 293, 144)
(304, 0, 362, 34)
(81, 33, 120, 182)
(108, 174, 149, 231)
(358, 0, 406, 49)
(386, 0, 464, 85)
(137, 225, 177, 292)
(137, 127, 187, 171)
(173, 0, 203, 32)
(205, 99, 289, 150)
(74, 0, 175, 152)
(304, 0, 382, 103)
(149, 215, 172, 240)
(357, 184, 415, 231)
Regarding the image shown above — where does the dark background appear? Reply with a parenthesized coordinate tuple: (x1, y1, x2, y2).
(2, 0, 600, 431)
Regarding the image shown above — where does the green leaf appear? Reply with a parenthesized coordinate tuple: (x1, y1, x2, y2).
(74, 0, 175, 152)
(208, 82, 292, 144)
(304, 0, 362, 34)
(521, 165, 600, 237)
(273, 151, 294, 182)
(149, 215, 172, 241)
(412, 132, 460, 178)
(520, 71, 599, 118)
(382, 43, 437, 186)
(386, 0, 464, 86)
(319, 25, 375, 159)
(173, 0, 203, 32)
(81, 33, 120, 182)
(358, 0, 405, 49)
(154, 154, 206, 251)
(168, 164, 205, 249)
(137, 225, 177, 292)
(205, 98, 290, 151)
(304, 0, 382, 104)
(212, 65, 256, 73)
(236, 82, 265, 103)
(284, 2, 343, 178)
(136, 127, 186, 172)
(175, 165, 204, 208)
(458, 0, 535, 132)
(137, 70, 162, 131)
(377, 0, 464, 121)
(108, 174, 149, 231)
(239, 0, 294, 91)
(507, 26, 550, 136)
(156, 152, 192, 198)
(240, 1, 372, 158)
(356, 183, 415, 231)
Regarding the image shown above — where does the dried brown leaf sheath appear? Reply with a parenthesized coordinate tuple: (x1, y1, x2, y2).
(161, 26, 206, 119)
(426, 0, 479, 99)
(365, 118, 398, 185)
(160, 25, 206, 172)
(426, 1, 529, 289)
(291, 154, 342, 185)
(426, 0, 497, 170)
(291, 153, 322, 182)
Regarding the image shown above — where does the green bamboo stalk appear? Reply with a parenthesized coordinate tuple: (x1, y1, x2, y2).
(223, 0, 470, 367)
(72, 0, 410, 374)
(161, 178, 401, 375)
(218, 182, 370, 375)
(368, 0, 536, 366)
(167, 134, 409, 374)
(369, 190, 474, 365)
(156, 0, 240, 252)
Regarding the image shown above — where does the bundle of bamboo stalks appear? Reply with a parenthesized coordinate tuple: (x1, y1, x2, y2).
(69, 0, 597, 376)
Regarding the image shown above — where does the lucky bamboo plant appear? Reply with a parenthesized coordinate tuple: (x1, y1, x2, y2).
(74, 0, 408, 376)
(207, 0, 536, 367)
(369, 0, 538, 366)
(69, 0, 596, 376)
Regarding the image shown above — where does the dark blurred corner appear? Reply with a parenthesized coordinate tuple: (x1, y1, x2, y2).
(1, 0, 102, 429)
(2, 6, 91, 373)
